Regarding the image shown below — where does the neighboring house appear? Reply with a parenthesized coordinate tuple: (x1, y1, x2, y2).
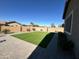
(7, 21, 22, 32)
(1, 21, 22, 32)
(63, 0, 79, 59)
(0, 21, 6, 31)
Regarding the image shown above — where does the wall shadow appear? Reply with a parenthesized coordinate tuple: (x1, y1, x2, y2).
(27, 32, 76, 59)
(38, 32, 55, 48)
(27, 32, 55, 59)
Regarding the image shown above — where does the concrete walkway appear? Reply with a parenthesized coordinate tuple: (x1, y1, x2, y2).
(28, 33, 75, 59)
(0, 35, 37, 59)
(42, 33, 75, 59)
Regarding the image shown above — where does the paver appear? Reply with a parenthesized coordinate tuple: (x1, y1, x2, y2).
(0, 35, 37, 59)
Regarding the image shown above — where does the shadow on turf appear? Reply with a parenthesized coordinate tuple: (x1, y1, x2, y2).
(27, 32, 55, 59)
(38, 32, 55, 48)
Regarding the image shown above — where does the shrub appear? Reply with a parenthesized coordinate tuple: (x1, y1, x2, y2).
(32, 28, 36, 31)
(2, 29, 10, 34)
(27, 29, 30, 32)
(58, 32, 74, 51)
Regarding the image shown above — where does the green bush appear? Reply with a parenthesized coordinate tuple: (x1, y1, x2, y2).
(2, 29, 10, 34)
(58, 32, 74, 51)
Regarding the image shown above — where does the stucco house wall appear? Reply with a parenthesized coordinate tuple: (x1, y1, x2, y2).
(8, 23, 21, 32)
(71, 0, 79, 59)
(1, 23, 22, 32)
(63, 0, 79, 59)
(21, 26, 30, 32)
(64, 0, 73, 37)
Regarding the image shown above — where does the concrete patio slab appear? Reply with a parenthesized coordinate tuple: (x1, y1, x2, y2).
(0, 35, 37, 59)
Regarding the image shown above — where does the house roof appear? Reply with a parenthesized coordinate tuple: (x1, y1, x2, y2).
(6, 21, 22, 25)
(63, 0, 71, 19)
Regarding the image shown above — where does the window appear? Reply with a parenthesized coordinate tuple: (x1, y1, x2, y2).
(65, 11, 73, 35)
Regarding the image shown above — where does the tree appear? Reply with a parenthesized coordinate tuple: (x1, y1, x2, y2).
(33, 25, 39, 27)
(58, 24, 64, 27)
(30, 22, 34, 26)
(51, 23, 55, 27)
(61, 24, 64, 27)
(30, 22, 39, 27)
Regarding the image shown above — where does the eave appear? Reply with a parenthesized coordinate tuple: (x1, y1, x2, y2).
(63, 0, 71, 19)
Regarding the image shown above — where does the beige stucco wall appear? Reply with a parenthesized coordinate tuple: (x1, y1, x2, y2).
(31, 27, 48, 32)
(21, 26, 30, 32)
(55, 27, 64, 32)
(21, 26, 64, 32)
(0, 23, 64, 33)
(48, 28, 56, 32)
(22, 26, 48, 32)
(1, 25, 64, 33)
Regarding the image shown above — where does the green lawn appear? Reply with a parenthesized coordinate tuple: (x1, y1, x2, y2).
(12, 32, 55, 48)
